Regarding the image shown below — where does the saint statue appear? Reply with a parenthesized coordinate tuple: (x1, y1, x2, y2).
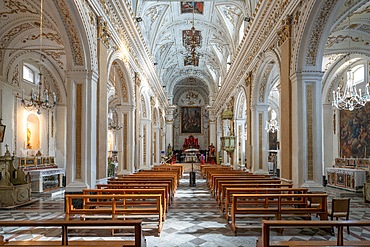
(26, 126, 32, 149)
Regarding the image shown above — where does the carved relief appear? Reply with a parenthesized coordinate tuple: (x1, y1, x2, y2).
(259, 64, 273, 103)
(0, 0, 38, 19)
(54, 0, 84, 66)
(11, 64, 19, 87)
(305, 0, 338, 66)
(277, 16, 292, 47)
(141, 95, 147, 118)
(97, 16, 111, 47)
(114, 63, 129, 102)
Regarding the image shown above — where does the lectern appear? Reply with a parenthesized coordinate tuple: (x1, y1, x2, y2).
(184, 148, 199, 187)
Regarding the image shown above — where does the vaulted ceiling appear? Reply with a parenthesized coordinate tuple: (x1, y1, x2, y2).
(132, 1, 256, 103)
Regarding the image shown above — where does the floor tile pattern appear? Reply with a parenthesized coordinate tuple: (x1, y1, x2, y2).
(0, 166, 370, 247)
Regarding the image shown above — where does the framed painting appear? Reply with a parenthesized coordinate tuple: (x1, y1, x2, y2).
(181, 107, 201, 134)
(181, 2, 204, 14)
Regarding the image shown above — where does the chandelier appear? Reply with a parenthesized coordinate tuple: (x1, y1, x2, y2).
(108, 108, 122, 131)
(21, 75, 56, 115)
(21, 0, 56, 115)
(183, 5, 202, 66)
(332, 66, 367, 111)
(332, 11, 369, 111)
(265, 109, 279, 133)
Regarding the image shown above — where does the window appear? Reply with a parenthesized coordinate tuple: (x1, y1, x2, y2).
(352, 65, 364, 85)
(22, 64, 39, 84)
(23, 65, 34, 83)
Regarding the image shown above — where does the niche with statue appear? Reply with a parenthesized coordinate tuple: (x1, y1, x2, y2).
(0, 145, 31, 207)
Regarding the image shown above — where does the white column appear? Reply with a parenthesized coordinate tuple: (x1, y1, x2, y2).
(291, 71, 324, 189)
(250, 104, 270, 174)
(165, 105, 176, 148)
(322, 103, 335, 175)
(65, 70, 98, 192)
(208, 110, 217, 148)
(55, 105, 66, 171)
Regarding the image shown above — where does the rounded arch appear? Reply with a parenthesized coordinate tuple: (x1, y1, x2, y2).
(252, 52, 280, 106)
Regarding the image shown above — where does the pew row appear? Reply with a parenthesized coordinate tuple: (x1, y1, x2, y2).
(258, 220, 370, 247)
(223, 188, 309, 220)
(0, 219, 145, 246)
(230, 193, 328, 235)
(65, 194, 163, 235)
(83, 188, 168, 219)
(217, 183, 292, 206)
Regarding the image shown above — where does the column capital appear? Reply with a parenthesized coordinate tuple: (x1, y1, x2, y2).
(291, 71, 324, 83)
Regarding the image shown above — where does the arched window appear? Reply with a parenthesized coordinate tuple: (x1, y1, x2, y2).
(22, 64, 39, 84)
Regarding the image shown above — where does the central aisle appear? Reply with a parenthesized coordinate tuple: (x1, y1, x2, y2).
(145, 166, 258, 247)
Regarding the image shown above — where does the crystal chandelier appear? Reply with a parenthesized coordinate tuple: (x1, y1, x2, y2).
(265, 109, 279, 133)
(108, 108, 122, 131)
(332, 66, 367, 111)
(332, 10, 369, 111)
(21, 0, 56, 115)
(21, 75, 56, 115)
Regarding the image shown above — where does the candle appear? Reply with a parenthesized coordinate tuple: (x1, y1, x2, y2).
(31, 88, 34, 99)
(53, 92, 56, 103)
(45, 90, 48, 101)
(22, 89, 24, 100)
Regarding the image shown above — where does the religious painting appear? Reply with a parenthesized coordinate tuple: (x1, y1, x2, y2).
(336, 172, 345, 187)
(268, 131, 278, 150)
(340, 103, 370, 158)
(181, 2, 204, 14)
(0, 123, 5, 142)
(181, 107, 201, 133)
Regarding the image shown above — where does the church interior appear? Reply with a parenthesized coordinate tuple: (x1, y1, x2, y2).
(0, 0, 370, 246)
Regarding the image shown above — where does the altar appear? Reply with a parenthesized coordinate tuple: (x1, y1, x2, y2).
(326, 167, 366, 192)
(25, 168, 65, 193)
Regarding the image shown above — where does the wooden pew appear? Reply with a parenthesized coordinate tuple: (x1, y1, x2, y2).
(83, 188, 168, 219)
(211, 177, 278, 195)
(259, 220, 370, 247)
(135, 170, 179, 186)
(223, 188, 309, 220)
(65, 194, 163, 235)
(112, 174, 177, 193)
(109, 178, 175, 197)
(97, 183, 172, 205)
(200, 165, 233, 178)
(0, 219, 145, 246)
(230, 193, 328, 235)
(217, 182, 292, 206)
(152, 164, 184, 179)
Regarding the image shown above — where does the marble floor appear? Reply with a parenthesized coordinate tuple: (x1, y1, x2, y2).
(1, 167, 370, 247)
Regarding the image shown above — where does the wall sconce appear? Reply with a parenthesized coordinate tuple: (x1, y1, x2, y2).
(136, 17, 143, 22)
(244, 17, 251, 22)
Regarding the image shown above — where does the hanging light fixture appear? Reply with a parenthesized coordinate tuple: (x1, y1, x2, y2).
(265, 109, 279, 133)
(108, 108, 122, 131)
(21, 0, 56, 115)
(332, 10, 367, 111)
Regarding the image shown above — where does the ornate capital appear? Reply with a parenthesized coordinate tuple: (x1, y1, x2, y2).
(97, 16, 111, 47)
(245, 72, 252, 87)
(277, 15, 292, 47)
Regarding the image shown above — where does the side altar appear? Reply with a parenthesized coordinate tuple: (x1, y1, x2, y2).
(18, 155, 64, 193)
(326, 158, 369, 192)
(0, 145, 31, 207)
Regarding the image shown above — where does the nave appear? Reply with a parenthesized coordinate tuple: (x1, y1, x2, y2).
(0, 166, 370, 247)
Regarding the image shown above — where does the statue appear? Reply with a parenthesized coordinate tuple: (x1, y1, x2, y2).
(26, 126, 32, 149)
(167, 143, 173, 158)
